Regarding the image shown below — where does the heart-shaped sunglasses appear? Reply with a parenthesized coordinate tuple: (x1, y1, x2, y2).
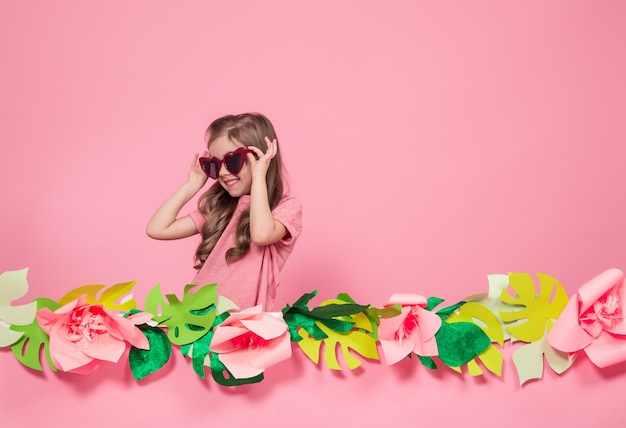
(198, 148, 253, 179)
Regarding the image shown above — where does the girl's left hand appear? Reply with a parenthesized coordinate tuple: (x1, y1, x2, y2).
(248, 136, 278, 179)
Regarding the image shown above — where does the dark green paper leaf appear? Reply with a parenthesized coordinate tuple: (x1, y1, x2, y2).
(210, 352, 264, 386)
(435, 321, 492, 367)
(418, 355, 438, 370)
(129, 325, 172, 381)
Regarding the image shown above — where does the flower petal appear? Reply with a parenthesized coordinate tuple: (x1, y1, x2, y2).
(209, 326, 249, 353)
(386, 294, 428, 307)
(240, 316, 287, 341)
(248, 333, 292, 370)
(584, 331, 626, 367)
(81, 332, 126, 363)
(548, 295, 594, 353)
(413, 306, 442, 341)
(378, 307, 410, 340)
(379, 335, 417, 365)
(104, 314, 149, 350)
(577, 269, 624, 314)
(47, 323, 94, 372)
(414, 335, 438, 357)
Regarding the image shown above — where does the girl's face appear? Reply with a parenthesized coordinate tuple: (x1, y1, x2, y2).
(208, 134, 253, 197)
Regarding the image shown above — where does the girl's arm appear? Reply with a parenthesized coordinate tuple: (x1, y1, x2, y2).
(146, 153, 208, 240)
(247, 138, 287, 245)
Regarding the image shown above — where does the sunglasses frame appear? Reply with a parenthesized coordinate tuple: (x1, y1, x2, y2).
(198, 147, 253, 179)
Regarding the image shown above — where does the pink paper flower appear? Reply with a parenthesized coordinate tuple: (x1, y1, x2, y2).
(36, 298, 151, 374)
(378, 294, 442, 365)
(548, 268, 626, 367)
(209, 305, 292, 379)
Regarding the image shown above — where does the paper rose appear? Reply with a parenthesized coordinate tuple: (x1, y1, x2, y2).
(36, 297, 151, 374)
(209, 305, 292, 379)
(547, 268, 626, 367)
(378, 294, 442, 365)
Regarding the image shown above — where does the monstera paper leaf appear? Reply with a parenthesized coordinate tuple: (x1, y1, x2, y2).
(512, 331, 574, 385)
(498, 273, 572, 384)
(499, 273, 568, 342)
(10, 297, 61, 371)
(446, 301, 505, 376)
(144, 283, 217, 345)
(58, 281, 138, 311)
(296, 297, 379, 370)
(0, 268, 38, 347)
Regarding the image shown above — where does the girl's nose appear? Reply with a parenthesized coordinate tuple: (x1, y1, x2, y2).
(218, 162, 229, 176)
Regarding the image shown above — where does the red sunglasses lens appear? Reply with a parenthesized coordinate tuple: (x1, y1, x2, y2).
(200, 158, 219, 179)
(224, 151, 245, 175)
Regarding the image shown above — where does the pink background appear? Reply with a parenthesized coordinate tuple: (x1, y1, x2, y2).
(2, 0, 626, 425)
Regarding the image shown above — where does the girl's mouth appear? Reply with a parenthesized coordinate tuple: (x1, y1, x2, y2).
(223, 178, 239, 187)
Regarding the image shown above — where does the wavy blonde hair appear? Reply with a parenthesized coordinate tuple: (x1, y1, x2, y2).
(194, 113, 285, 269)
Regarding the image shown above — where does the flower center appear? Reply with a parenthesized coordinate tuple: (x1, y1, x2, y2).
(394, 311, 419, 344)
(581, 294, 623, 330)
(67, 306, 107, 345)
(231, 331, 268, 350)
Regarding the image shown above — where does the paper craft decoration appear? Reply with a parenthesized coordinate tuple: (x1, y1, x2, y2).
(2, 267, 625, 387)
(548, 268, 626, 368)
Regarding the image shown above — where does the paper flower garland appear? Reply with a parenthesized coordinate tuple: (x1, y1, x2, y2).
(2, 267, 625, 386)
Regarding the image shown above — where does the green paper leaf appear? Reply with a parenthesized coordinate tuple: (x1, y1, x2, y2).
(0, 268, 38, 347)
(446, 302, 506, 376)
(296, 297, 378, 370)
(435, 300, 466, 321)
(425, 297, 445, 311)
(282, 291, 369, 343)
(418, 355, 438, 370)
(435, 321, 492, 367)
(191, 332, 212, 379)
(144, 283, 217, 345)
(10, 298, 61, 371)
(181, 343, 192, 358)
(182, 311, 230, 379)
(129, 325, 172, 381)
(336, 292, 401, 340)
(210, 352, 264, 386)
(310, 303, 370, 318)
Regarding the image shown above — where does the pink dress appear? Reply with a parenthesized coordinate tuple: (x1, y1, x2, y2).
(189, 195, 302, 310)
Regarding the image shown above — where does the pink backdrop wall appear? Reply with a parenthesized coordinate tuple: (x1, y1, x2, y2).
(2, 1, 625, 425)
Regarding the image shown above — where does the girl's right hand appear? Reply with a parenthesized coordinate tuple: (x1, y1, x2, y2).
(146, 151, 209, 241)
(187, 151, 209, 191)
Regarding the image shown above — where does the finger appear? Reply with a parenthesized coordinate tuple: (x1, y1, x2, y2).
(248, 145, 265, 157)
(265, 139, 277, 159)
(246, 151, 258, 164)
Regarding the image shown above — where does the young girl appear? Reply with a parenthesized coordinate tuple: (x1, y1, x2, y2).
(146, 113, 302, 311)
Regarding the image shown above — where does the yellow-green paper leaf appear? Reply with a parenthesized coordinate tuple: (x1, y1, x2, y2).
(297, 298, 379, 370)
(499, 273, 568, 343)
(58, 281, 138, 311)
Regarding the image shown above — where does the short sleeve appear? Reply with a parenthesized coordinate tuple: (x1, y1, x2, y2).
(272, 196, 303, 245)
(188, 210, 206, 233)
